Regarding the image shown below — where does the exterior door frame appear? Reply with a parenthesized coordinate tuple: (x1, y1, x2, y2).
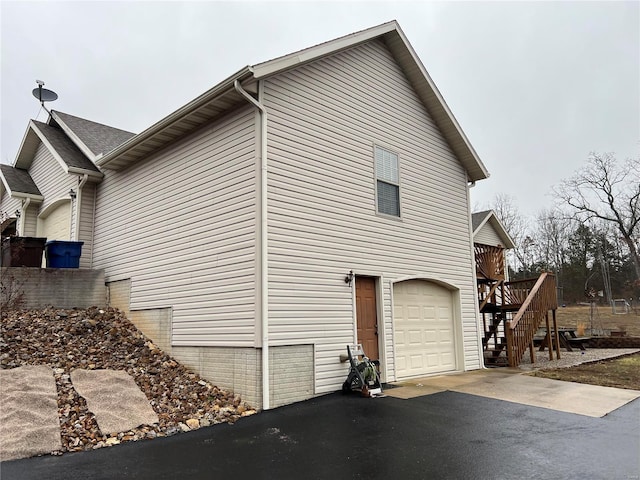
(352, 274, 385, 382)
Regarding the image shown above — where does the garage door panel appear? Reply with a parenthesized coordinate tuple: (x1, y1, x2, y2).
(408, 330, 423, 344)
(394, 280, 456, 379)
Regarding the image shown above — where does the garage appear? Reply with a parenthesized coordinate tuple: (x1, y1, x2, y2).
(393, 280, 457, 379)
(37, 200, 71, 242)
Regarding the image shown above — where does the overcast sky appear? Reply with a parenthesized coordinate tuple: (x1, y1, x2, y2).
(1, 1, 638, 219)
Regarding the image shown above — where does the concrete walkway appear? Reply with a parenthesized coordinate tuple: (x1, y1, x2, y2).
(386, 368, 640, 417)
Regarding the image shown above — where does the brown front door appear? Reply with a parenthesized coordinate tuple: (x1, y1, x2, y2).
(356, 276, 379, 360)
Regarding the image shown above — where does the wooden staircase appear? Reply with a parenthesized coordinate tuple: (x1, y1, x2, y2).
(475, 243, 558, 367)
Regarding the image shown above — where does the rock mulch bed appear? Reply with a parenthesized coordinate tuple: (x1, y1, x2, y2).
(0, 306, 256, 456)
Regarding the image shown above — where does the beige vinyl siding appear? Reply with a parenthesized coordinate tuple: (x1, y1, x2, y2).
(475, 223, 504, 247)
(264, 39, 479, 393)
(23, 204, 39, 237)
(29, 142, 76, 213)
(0, 192, 20, 221)
(77, 183, 96, 268)
(92, 106, 257, 347)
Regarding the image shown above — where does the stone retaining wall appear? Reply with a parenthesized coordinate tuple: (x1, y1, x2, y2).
(1, 267, 106, 309)
(588, 337, 640, 348)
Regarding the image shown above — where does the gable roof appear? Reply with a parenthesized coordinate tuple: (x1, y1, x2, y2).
(97, 21, 490, 182)
(50, 111, 135, 160)
(472, 210, 515, 249)
(0, 164, 43, 200)
(14, 121, 102, 178)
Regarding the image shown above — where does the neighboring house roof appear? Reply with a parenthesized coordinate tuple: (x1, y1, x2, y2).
(97, 20, 490, 182)
(472, 210, 515, 249)
(0, 164, 43, 200)
(49, 110, 135, 160)
(13, 121, 103, 179)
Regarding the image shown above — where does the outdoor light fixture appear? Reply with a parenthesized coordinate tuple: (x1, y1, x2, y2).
(344, 270, 354, 286)
(69, 189, 76, 199)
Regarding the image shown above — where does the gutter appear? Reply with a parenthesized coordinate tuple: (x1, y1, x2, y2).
(233, 78, 270, 410)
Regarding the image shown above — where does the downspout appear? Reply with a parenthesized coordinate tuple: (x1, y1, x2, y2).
(20, 198, 31, 235)
(466, 178, 486, 369)
(234, 79, 270, 410)
(74, 174, 89, 241)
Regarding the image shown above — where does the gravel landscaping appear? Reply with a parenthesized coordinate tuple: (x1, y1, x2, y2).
(0, 306, 256, 457)
(517, 347, 640, 371)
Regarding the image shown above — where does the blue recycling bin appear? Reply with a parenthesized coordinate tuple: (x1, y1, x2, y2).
(45, 241, 84, 268)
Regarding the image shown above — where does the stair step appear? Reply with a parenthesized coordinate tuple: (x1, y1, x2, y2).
(484, 356, 509, 367)
(486, 347, 506, 357)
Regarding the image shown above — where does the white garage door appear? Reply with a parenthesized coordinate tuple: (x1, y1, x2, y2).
(393, 280, 456, 379)
(38, 202, 71, 241)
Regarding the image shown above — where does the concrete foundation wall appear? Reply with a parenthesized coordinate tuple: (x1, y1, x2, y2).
(1, 267, 106, 309)
(170, 344, 316, 410)
(103, 279, 316, 410)
(128, 308, 173, 354)
(270, 345, 314, 408)
(172, 346, 261, 408)
(106, 279, 131, 316)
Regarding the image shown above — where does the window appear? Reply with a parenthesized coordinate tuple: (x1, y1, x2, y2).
(375, 146, 400, 217)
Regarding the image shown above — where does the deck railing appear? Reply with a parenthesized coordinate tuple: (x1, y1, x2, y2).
(505, 273, 557, 367)
(474, 243, 506, 281)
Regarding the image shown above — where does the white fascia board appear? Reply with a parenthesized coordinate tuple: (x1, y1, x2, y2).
(68, 166, 103, 179)
(97, 66, 253, 169)
(13, 125, 40, 169)
(489, 215, 516, 249)
(12, 192, 44, 202)
(50, 111, 97, 161)
(391, 25, 490, 182)
(29, 121, 71, 174)
(251, 21, 398, 79)
(472, 212, 492, 237)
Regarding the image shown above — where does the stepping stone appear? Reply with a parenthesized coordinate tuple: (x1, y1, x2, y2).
(71, 369, 158, 435)
(0, 365, 62, 461)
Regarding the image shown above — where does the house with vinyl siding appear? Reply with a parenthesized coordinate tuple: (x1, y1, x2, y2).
(1, 21, 492, 409)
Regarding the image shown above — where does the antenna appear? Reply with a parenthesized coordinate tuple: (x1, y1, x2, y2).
(32, 80, 58, 114)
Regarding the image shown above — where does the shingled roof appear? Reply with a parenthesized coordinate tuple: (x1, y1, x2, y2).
(51, 111, 135, 159)
(32, 121, 100, 173)
(472, 210, 492, 232)
(471, 210, 515, 249)
(0, 164, 42, 197)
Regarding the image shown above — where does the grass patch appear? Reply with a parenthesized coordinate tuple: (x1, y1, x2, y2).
(530, 353, 640, 390)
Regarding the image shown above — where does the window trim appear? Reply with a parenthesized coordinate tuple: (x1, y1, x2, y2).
(373, 144, 402, 219)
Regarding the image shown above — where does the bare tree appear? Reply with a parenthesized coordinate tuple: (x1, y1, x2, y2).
(554, 152, 640, 281)
(534, 208, 572, 272)
(490, 194, 531, 273)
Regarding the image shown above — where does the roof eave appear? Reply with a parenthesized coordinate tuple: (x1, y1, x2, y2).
(97, 66, 254, 170)
(251, 21, 399, 79)
(253, 21, 489, 183)
(6, 191, 44, 202)
(385, 26, 490, 182)
(14, 125, 41, 169)
(489, 215, 516, 249)
(68, 166, 104, 179)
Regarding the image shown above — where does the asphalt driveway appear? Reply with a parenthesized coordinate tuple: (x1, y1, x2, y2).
(2, 390, 639, 480)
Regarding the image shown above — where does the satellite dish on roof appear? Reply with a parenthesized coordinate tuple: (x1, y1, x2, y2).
(32, 80, 58, 108)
